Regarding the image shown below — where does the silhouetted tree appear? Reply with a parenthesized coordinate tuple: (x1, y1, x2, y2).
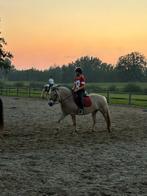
(7, 53, 147, 83)
(73, 56, 114, 82)
(115, 52, 147, 82)
(0, 32, 13, 79)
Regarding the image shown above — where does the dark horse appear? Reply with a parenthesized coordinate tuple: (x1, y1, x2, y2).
(0, 98, 4, 130)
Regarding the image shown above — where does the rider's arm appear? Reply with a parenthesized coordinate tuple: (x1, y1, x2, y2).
(76, 75, 85, 91)
(78, 84, 85, 90)
(79, 75, 85, 90)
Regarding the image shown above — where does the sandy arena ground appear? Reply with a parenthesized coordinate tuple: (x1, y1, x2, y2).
(0, 96, 147, 196)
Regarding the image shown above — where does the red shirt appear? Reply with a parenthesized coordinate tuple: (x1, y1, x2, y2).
(74, 74, 85, 89)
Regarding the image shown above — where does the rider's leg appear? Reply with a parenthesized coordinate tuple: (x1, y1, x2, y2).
(77, 90, 84, 114)
(71, 114, 77, 132)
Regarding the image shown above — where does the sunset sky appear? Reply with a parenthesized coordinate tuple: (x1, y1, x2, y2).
(0, 0, 147, 70)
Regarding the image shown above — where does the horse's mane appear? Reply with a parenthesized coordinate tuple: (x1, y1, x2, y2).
(53, 85, 72, 92)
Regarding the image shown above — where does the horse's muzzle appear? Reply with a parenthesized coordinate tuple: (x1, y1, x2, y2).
(48, 100, 54, 107)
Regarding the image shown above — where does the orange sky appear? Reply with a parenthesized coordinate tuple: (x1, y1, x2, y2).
(1, 0, 147, 70)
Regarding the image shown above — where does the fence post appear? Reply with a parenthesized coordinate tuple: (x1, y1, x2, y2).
(107, 90, 110, 103)
(17, 88, 19, 97)
(6, 88, 8, 96)
(128, 93, 132, 105)
(28, 87, 31, 97)
(9, 88, 10, 96)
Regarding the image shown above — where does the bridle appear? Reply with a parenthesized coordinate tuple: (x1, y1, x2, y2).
(48, 89, 59, 105)
(49, 88, 73, 104)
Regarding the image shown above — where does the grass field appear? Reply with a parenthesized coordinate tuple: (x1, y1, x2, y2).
(87, 82, 147, 89)
(1, 81, 147, 90)
(0, 85, 147, 107)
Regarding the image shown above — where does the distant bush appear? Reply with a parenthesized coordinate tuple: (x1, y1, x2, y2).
(108, 85, 118, 92)
(86, 84, 104, 93)
(123, 83, 142, 93)
(8, 82, 25, 87)
(14, 82, 25, 87)
(0, 81, 4, 88)
(29, 82, 43, 88)
(143, 88, 147, 95)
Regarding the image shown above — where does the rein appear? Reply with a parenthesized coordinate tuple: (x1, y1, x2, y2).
(49, 86, 73, 104)
(55, 89, 73, 104)
(60, 94, 73, 103)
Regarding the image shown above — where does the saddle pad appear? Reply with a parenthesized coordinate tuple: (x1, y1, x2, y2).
(83, 96, 92, 107)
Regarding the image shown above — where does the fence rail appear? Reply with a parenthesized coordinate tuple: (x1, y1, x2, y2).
(0, 87, 147, 107)
(0, 87, 42, 98)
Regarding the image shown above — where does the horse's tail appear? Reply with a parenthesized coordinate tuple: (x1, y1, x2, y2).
(0, 98, 4, 130)
(106, 106, 111, 132)
(100, 96, 111, 132)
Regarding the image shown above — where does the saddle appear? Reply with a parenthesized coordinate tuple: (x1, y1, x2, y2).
(73, 91, 92, 107)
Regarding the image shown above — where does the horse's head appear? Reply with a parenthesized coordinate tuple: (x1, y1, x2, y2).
(48, 85, 73, 106)
(48, 85, 61, 106)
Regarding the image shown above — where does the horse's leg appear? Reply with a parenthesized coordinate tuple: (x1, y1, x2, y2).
(46, 92, 49, 99)
(71, 114, 77, 133)
(58, 113, 67, 123)
(54, 113, 67, 134)
(41, 89, 45, 98)
(92, 111, 97, 132)
(100, 107, 111, 132)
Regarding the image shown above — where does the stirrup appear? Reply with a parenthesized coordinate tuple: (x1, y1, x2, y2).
(78, 109, 84, 115)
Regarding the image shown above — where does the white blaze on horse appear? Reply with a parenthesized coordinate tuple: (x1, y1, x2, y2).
(48, 86, 111, 133)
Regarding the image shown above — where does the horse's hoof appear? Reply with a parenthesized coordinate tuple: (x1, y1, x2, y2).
(57, 120, 61, 124)
(54, 131, 59, 136)
(73, 130, 78, 135)
(54, 127, 60, 135)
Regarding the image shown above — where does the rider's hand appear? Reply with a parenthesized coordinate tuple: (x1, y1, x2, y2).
(74, 88, 78, 92)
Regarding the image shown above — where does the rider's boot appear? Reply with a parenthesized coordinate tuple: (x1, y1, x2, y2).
(78, 108, 84, 115)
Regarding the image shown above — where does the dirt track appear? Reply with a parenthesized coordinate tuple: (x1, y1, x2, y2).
(0, 96, 147, 196)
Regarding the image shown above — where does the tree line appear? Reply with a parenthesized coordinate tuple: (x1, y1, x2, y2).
(1, 33, 147, 83)
(7, 53, 147, 83)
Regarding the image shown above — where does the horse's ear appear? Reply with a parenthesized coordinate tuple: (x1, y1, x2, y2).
(51, 86, 57, 91)
(54, 84, 60, 88)
(51, 84, 60, 91)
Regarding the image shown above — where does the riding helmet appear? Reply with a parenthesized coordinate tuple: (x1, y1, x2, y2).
(75, 67, 82, 74)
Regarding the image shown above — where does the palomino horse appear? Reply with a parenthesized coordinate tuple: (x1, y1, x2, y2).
(0, 98, 4, 130)
(48, 86, 111, 132)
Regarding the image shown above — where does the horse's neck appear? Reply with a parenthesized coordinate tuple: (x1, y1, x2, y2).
(59, 87, 73, 102)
